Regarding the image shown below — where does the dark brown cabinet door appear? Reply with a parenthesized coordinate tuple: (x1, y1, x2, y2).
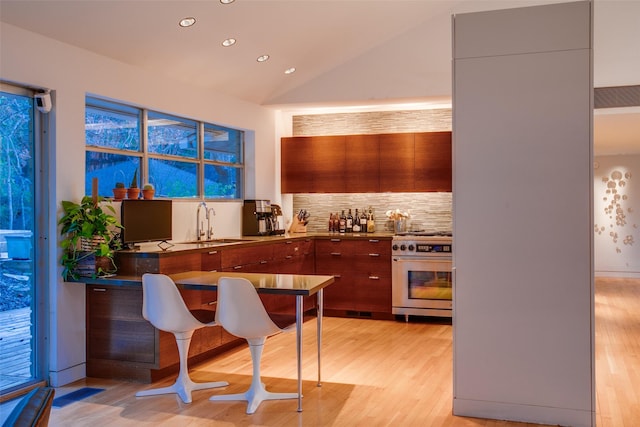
(414, 131, 452, 192)
(379, 133, 415, 192)
(281, 136, 315, 193)
(312, 135, 345, 192)
(344, 134, 379, 192)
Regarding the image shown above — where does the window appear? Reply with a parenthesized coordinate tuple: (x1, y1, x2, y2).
(85, 97, 243, 199)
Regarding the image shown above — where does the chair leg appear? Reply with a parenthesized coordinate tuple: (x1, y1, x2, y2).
(136, 334, 228, 403)
(209, 338, 298, 414)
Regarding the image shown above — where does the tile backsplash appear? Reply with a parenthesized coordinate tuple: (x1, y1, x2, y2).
(293, 192, 452, 233)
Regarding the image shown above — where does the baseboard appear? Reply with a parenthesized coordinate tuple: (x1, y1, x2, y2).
(453, 398, 594, 427)
(595, 271, 640, 279)
(48, 363, 86, 387)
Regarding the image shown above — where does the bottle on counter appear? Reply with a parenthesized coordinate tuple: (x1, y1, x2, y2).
(339, 210, 347, 233)
(360, 208, 368, 232)
(367, 207, 375, 233)
(328, 213, 334, 232)
(353, 208, 361, 232)
(333, 213, 340, 233)
(346, 208, 353, 232)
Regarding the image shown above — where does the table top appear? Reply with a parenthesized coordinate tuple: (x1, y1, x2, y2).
(171, 271, 335, 296)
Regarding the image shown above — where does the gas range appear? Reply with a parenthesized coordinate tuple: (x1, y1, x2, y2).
(392, 232, 452, 257)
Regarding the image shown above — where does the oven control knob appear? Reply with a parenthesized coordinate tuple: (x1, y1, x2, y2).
(392, 244, 399, 251)
(408, 244, 415, 251)
(400, 244, 407, 251)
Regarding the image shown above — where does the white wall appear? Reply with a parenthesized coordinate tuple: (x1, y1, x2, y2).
(594, 154, 640, 277)
(452, 2, 594, 426)
(1, 22, 279, 386)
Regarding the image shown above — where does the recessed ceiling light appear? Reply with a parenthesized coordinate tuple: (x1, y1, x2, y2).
(222, 38, 236, 47)
(220, 0, 235, 4)
(284, 67, 296, 75)
(256, 55, 270, 63)
(179, 17, 196, 28)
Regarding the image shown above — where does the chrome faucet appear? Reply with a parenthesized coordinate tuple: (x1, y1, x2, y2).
(196, 201, 207, 241)
(206, 208, 216, 240)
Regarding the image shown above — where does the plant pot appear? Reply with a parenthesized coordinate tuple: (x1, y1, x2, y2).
(113, 188, 127, 200)
(127, 188, 140, 199)
(142, 189, 155, 200)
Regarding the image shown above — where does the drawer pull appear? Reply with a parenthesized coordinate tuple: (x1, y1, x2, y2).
(260, 260, 268, 264)
(285, 255, 293, 259)
(330, 252, 342, 256)
(333, 274, 342, 278)
(330, 238, 341, 242)
(369, 253, 380, 257)
(233, 265, 243, 270)
(285, 241, 293, 244)
(92, 288, 107, 292)
(368, 276, 380, 280)
(368, 239, 380, 243)
(207, 301, 218, 306)
(207, 250, 218, 255)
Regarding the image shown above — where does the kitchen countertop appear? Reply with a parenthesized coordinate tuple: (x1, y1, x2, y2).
(117, 232, 395, 256)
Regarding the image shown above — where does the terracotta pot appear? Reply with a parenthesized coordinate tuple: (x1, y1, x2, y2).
(127, 188, 140, 199)
(112, 188, 127, 200)
(142, 189, 155, 200)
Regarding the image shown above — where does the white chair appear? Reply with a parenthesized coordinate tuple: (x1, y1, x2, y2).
(210, 276, 298, 414)
(136, 273, 228, 403)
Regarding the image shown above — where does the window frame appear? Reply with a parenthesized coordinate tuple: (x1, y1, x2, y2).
(85, 96, 244, 201)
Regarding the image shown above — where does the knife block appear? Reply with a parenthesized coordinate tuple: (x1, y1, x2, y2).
(289, 220, 307, 233)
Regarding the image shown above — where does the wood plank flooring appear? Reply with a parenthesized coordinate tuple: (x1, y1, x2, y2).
(44, 277, 640, 426)
(0, 307, 32, 391)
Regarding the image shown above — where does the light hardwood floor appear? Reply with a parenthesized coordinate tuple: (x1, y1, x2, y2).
(47, 277, 639, 426)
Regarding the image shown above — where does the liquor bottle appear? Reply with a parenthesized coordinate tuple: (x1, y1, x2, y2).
(353, 208, 361, 232)
(328, 213, 334, 232)
(339, 210, 346, 233)
(346, 209, 353, 232)
(333, 213, 340, 233)
(360, 208, 368, 233)
(367, 207, 375, 233)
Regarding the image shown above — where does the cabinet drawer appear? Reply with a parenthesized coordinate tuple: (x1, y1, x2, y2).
(353, 239, 391, 256)
(201, 249, 221, 271)
(221, 245, 273, 269)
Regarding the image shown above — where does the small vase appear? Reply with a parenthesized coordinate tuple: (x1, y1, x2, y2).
(127, 188, 140, 199)
(113, 188, 127, 200)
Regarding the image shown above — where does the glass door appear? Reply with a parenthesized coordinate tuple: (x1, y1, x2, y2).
(0, 84, 44, 395)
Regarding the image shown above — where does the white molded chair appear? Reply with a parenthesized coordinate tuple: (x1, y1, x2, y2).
(136, 273, 228, 403)
(210, 276, 298, 414)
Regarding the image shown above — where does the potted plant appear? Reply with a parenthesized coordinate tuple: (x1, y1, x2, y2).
(112, 182, 126, 200)
(142, 183, 155, 200)
(59, 196, 123, 280)
(127, 168, 140, 199)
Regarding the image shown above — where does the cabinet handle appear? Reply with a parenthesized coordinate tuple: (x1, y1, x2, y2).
(368, 276, 380, 280)
(330, 252, 341, 256)
(330, 238, 341, 242)
(285, 241, 293, 244)
(285, 255, 293, 259)
(369, 253, 380, 257)
(92, 288, 107, 292)
(260, 260, 268, 264)
(334, 274, 342, 278)
(368, 239, 380, 243)
(207, 250, 218, 255)
(233, 265, 243, 270)
(207, 301, 218, 306)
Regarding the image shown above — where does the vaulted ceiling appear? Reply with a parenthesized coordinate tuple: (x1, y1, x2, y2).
(1, 0, 638, 154)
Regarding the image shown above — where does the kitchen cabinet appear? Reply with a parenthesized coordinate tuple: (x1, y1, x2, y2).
(281, 135, 345, 193)
(414, 131, 452, 192)
(315, 237, 392, 318)
(281, 131, 451, 193)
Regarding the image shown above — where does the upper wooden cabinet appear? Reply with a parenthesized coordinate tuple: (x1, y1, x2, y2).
(414, 131, 452, 192)
(281, 131, 451, 193)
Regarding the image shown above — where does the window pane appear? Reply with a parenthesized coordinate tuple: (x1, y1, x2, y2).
(204, 164, 241, 199)
(149, 158, 197, 198)
(148, 112, 198, 159)
(204, 124, 243, 163)
(85, 151, 140, 197)
(85, 99, 140, 151)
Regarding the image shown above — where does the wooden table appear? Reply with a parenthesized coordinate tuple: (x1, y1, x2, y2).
(171, 271, 335, 412)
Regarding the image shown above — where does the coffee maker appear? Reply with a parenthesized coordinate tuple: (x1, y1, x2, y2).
(242, 200, 274, 236)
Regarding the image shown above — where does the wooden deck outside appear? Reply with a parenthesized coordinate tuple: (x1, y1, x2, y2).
(0, 307, 32, 392)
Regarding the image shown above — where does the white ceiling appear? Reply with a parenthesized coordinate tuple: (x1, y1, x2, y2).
(1, 0, 639, 154)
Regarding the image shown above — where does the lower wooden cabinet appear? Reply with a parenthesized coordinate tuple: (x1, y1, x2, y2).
(315, 237, 392, 319)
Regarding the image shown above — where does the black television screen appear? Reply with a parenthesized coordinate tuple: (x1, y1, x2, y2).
(121, 200, 172, 245)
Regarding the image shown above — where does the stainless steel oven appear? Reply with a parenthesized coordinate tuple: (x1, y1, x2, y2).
(392, 234, 452, 320)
